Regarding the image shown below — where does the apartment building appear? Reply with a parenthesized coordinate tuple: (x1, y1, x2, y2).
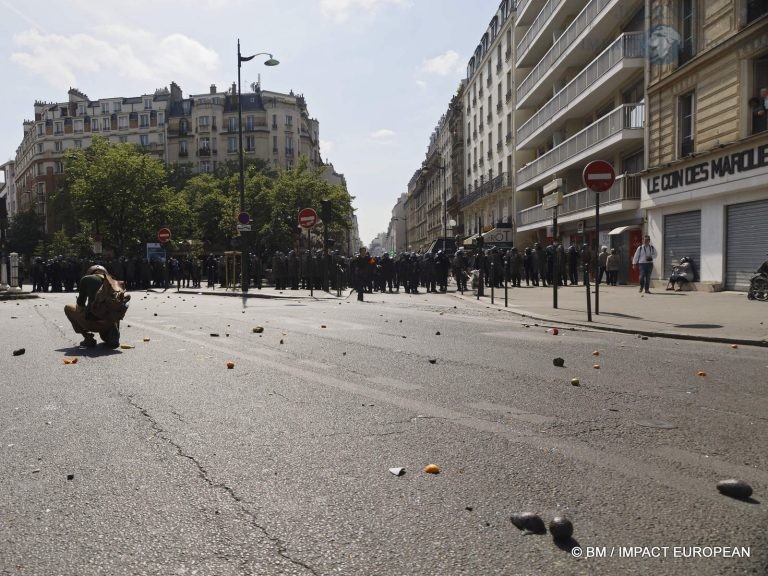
(13, 88, 170, 233)
(386, 193, 407, 254)
(641, 0, 768, 291)
(165, 82, 321, 174)
(0, 161, 17, 219)
(462, 0, 517, 243)
(514, 0, 645, 284)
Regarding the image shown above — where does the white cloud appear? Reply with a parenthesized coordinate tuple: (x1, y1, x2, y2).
(320, 0, 410, 23)
(370, 129, 395, 141)
(415, 79, 427, 89)
(421, 50, 463, 77)
(10, 28, 219, 89)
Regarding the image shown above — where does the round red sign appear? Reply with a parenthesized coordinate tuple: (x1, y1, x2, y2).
(158, 227, 172, 243)
(298, 208, 318, 229)
(583, 160, 616, 193)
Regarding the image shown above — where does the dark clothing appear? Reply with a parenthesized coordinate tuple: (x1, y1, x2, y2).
(76, 274, 105, 320)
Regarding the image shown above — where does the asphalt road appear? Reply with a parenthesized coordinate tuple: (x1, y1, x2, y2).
(1, 290, 766, 576)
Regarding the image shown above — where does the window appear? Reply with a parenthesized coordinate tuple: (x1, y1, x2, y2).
(228, 117, 237, 132)
(272, 114, 277, 129)
(140, 134, 149, 147)
(679, 92, 695, 156)
(200, 161, 211, 173)
(113, 102, 121, 113)
(200, 116, 209, 127)
(200, 137, 210, 151)
(157, 112, 164, 125)
(228, 137, 237, 153)
(91, 119, 100, 131)
(101, 102, 109, 114)
(54, 161, 63, 174)
(180, 141, 188, 155)
(246, 116, 255, 131)
(74, 119, 83, 133)
(54, 141, 63, 152)
(140, 114, 149, 128)
(158, 133, 165, 144)
(286, 115, 293, 127)
(246, 136, 255, 151)
(119, 116, 128, 130)
(751, 56, 768, 134)
(622, 150, 645, 173)
(144, 98, 152, 110)
(54, 121, 63, 134)
(119, 136, 128, 143)
(748, 0, 768, 23)
(37, 124, 43, 136)
(102, 118, 110, 131)
(180, 119, 189, 135)
(78, 105, 86, 116)
(74, 140, 82, 149)
(286, 135, 294, 154)
(272, 135, 278, 153)
(37, 143, 43, 154)
(679, 0, 695, 65)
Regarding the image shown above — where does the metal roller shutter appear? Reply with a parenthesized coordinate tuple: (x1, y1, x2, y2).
(663, 211, 701, 279)
(726, 199, 768, 291)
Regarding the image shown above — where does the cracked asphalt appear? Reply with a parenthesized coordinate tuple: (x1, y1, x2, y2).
(1, 290, 766, 575)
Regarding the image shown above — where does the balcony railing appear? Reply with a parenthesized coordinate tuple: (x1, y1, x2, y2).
(517, 103, 644, 187)
(518, 0, 615, 105)
(460, 172, 510, 209)
(516, 0, 563, 65)
(517, 32, 644, 145)
(516, 174, 641, 227)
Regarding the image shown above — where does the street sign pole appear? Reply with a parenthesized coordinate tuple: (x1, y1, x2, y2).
(595, 191, 600, 315)
(308, 227, 313, 297)
(543, 179, 562, 310)
(553, 205, 558, 310)
(583, 160, 615, 320)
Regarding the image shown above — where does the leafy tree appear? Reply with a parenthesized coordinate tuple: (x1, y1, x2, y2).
(7, 209, 44, 257)
(48, 229, 73, 257)
(64, 136, 168, 256)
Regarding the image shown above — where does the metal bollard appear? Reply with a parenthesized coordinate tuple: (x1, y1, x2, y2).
(490, 261, 495, 304)
(585, 264, 592, 322)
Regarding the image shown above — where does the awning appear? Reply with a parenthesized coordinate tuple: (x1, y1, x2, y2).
(462, 234, 479, 246)
(609, 225, 641, 236)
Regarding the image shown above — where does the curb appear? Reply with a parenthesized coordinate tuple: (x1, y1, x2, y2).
(0, 292, 39, 301)
(175, 288, 349, 300)
(451, 293, 768, 348)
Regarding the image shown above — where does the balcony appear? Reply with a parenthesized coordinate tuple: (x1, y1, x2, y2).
(517, 103, 644, 190)
(517, 0, 643, 109)
(516, 174, 641, 230)
(516, 32, 644, 150)
(460, 172, 511, 209)
(516, 0, 548, 26)
(517, 0, 584, 68)
(506, 90, 512, 104)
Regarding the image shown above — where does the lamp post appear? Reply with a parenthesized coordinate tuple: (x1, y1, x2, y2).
(238, 39, 278, 294)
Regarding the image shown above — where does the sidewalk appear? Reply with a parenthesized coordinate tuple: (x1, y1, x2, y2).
(453, 283, 768, 347)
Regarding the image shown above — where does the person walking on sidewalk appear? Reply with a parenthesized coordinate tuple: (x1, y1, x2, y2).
(632, 235, 658, 294)
(606, 248, 620, 285)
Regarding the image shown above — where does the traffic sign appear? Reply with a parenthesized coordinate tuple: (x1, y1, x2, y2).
(543, 191, 563, 210)
(237, 211, 251, 225)
(298, 207, 318, 229)
(158, 227, 172, 243)
(583, 160, 616, 193)
(236, 224, 252, 232)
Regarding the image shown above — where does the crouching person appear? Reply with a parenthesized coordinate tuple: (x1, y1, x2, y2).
(64, 265, 130, 349)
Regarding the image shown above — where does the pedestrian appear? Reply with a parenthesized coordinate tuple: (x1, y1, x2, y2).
(666, 257, 694, 291)
(63, 265, 127, 349)
(567, 244, 578, 285)
(352, 247, 370, 301)
(632, 234, 658, 294)
(579, 243, 592, 285)
(606, 248, 620, 285)
(597, 246, 609, 285)
(523, 247, 533, 286)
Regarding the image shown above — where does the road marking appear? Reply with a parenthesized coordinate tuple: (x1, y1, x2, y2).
(468, 401, 555, 425)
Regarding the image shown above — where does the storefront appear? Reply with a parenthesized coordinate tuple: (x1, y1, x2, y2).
(642, 140, 768, 290)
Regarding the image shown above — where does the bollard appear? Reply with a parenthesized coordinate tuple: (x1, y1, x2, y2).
(585, 264, 592, 322)
(490, 261, 495, 304)
(504, 257, 508, 308)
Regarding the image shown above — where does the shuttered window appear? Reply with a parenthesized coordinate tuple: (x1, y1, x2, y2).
(663, 210, 701, 279)
(726, 200, 768, 291)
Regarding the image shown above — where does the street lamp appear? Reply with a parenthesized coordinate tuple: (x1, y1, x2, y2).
(238, 39, 278, 294)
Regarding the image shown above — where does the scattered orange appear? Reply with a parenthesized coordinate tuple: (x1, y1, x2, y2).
(226, 361, 235, 369)
(730, 344, 738, 349)
(423, 464, 440, 474)
(143, 337, 150, 342)
(697, 371, 706, 377)
(592, 350, 600, 356)
(70, 357, 78, 364)
(63, 358, 72, 364)
(593, 364, 600, 369)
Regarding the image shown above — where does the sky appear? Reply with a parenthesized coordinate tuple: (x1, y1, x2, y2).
(0, 0, 502, 244)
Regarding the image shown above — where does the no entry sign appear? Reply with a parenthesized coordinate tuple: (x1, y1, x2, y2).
(583, 160, 616, 193)
(298, 208, 318, 229)
(158, 227, 172, 243)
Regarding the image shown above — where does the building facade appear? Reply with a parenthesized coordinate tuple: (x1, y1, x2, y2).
(0, 161, 17, 219)
(462, 0, 517, 242)
(165, 82, 321, 174)
(642, 0, 768, 290)
(513, 0, 646, 284)
(13, 88, 170, 232)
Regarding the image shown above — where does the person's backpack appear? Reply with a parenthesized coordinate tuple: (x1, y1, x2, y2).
(91, 272, 130, 322)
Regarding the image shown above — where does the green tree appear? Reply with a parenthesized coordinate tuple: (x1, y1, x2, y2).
(64, 136, 169, 256)
(48, 229, 73, 257)
(7, 209, 44, 257)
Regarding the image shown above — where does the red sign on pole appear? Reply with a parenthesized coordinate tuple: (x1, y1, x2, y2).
(298, 208, 318, 229)
(158, 227, 172, 243)
(583, 160, 616, 193)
